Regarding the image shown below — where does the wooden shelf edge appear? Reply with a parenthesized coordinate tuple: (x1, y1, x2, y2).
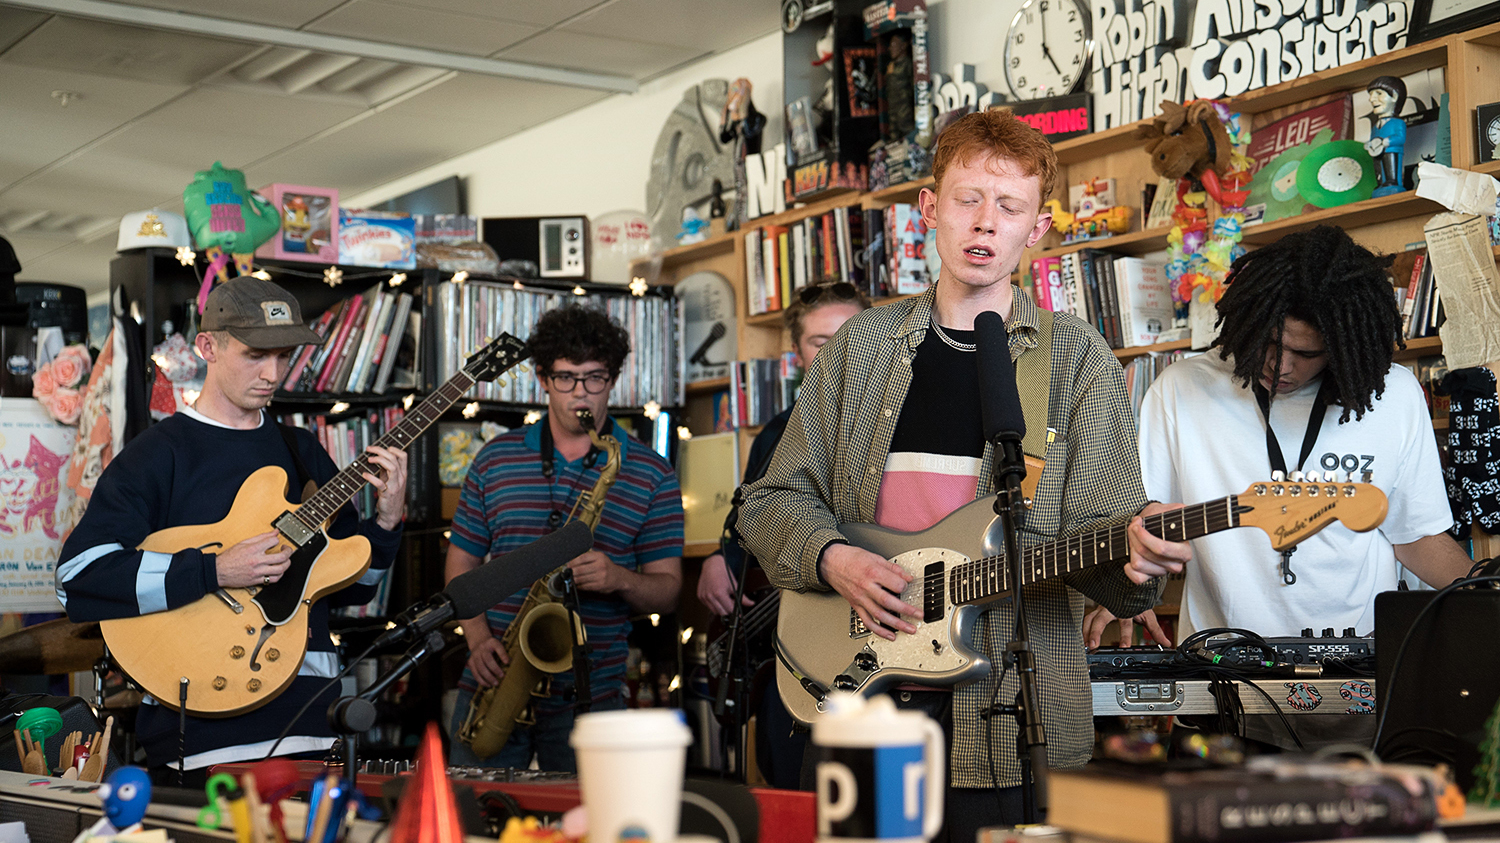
(1475, 159, 1500, 177)
(649, 231, 739, 273)
(686, 376, 730, 395)
(1394, 335, 1444, 359)
(750, 191, 866, 230)
(746, 310, 787, 327)
(1114, 338, 1193, 360)
(864, 176, 934, 205)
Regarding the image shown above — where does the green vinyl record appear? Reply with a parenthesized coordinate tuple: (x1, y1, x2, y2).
(1296, 140, 1378, 208)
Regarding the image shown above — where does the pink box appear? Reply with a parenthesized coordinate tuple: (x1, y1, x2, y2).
(254, 183, 339, 263)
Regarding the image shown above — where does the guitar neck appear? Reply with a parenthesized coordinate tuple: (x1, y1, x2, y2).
(950, 496, 1244, 606)
(291, 370, 479, 529)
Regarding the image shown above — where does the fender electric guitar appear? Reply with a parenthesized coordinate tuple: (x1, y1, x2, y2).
(775, 477, 1388, 725)
(100, 333, 529, 716)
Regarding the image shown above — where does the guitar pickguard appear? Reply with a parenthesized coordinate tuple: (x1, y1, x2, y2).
(255, 532, 330, 625)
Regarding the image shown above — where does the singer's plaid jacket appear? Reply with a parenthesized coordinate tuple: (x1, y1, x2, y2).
(739, 285, 1163, 789)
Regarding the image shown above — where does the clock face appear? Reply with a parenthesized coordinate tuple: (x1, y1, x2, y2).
(1005, 0, 1091, 100)
(1487, 116, 1500, 147)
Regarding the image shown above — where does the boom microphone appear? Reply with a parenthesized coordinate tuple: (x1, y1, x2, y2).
(372, 520, 593, 649)
(974, 310, 1026, 444)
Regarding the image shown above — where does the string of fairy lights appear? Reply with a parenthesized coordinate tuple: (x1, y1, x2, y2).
(173, 247, 680, 436)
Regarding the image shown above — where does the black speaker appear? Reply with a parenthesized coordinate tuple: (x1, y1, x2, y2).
(0, 693, 117, 778)
(1374, 589, 1500, 788)
(14, 283, 88, 346)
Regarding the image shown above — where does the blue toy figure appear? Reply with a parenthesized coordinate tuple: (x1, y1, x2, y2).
(97, 766, 152, 832)
(1365, 76, 1407, 197)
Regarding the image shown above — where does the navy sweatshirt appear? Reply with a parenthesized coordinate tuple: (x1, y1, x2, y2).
(57, 409, 402, 770)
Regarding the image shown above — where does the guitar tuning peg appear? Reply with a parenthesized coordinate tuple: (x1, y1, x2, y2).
(1361, 471, 1373, 484)
(496, 377, 508, 388)
(520, 363, 531, 373)
(1271, 470, 1285, 482)
(483, 336, 493, 345)
(1289, 471, 1304, 482)
(1304, 470, 1320, 482)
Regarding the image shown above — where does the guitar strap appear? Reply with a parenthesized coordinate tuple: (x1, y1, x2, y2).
(276, 422, 317, 504)
(1014, 308, 1055, 500)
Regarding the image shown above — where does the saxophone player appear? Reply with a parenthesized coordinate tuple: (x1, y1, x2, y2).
(445, 304, 684, 771)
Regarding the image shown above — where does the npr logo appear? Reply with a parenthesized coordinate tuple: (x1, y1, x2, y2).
(816, 745, 930, 841)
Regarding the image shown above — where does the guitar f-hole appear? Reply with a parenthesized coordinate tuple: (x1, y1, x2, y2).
(248, 624, 276, 673)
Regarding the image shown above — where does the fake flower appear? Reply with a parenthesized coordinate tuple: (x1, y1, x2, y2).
(33, 343, 93, 425)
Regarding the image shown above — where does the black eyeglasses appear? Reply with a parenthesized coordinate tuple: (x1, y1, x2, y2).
(797, 282, 861, 305)
(546, 370, 613, 394)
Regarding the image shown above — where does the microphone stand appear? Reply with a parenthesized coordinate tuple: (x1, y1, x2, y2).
(989, 433, 1049, 823)
(712, 550, 753, 780)
(328, 630, 446, 789)
(558, 570, 593, 716)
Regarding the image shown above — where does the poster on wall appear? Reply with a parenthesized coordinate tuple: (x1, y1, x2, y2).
(0, 399, 76, 612)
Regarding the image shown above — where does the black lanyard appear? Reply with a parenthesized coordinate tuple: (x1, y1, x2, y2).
(1253, 380, 1330, 585)
(539, 413, 601, 530)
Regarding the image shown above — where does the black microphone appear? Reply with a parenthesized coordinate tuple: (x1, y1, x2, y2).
(371, 520, 593, 649)
(975, 310, 1026, 444)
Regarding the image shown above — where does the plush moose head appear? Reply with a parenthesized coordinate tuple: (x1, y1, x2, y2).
(1135, 100, 1232, 181)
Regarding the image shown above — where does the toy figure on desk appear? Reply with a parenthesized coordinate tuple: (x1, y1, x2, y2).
(70, 766, 151, 842)
(1365, 76, 1408, 197)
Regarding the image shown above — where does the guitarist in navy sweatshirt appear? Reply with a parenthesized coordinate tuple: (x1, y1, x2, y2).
(57, 277, 407, 783)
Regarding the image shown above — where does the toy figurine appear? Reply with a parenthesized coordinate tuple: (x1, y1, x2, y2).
(1365, 76, 1408, 197)
(70, 766, 152, 842)
(719, 77, 766, 229)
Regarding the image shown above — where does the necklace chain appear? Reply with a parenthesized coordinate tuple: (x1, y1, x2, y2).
(930, 320, 977, 352)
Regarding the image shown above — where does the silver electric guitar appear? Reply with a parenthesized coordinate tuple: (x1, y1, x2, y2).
(774, 477, 1388, 725)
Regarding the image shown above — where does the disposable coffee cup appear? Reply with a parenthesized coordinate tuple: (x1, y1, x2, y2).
(571, 709, 693, 843)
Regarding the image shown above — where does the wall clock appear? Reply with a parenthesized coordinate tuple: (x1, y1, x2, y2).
(1004, 0, 1091, 100)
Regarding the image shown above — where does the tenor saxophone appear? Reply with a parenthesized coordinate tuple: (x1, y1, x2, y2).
(458, 409, 621, 758)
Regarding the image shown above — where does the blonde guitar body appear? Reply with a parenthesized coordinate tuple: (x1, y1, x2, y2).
(99, 466, 371, 716)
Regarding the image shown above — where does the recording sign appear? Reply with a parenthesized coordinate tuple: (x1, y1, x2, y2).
(1002, 93, 1094, 141)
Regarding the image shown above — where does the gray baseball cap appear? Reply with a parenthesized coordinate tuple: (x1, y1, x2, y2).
(201, 276, 324, 349)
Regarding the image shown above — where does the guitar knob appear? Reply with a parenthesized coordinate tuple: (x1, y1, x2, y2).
(266, 649, 280, 662)
(1321, 628, 1335, 638)
(1301, 628, 1314, 638)
(213, 676, 226, 690)
(1344, 627, 1357, 637)
(247, 679, 262, 692)
(230, 646, 245, 659)
(854, 651, 878, 671)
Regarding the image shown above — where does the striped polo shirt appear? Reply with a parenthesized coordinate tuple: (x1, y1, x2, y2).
(450, 415, 684, 710)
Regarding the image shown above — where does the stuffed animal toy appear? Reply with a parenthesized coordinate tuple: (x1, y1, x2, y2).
(1135, 100, 1233, 187)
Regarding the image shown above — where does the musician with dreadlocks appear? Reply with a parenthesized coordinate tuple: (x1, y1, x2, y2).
(1085, 225, 1472, 656)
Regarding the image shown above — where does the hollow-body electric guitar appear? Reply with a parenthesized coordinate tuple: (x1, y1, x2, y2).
(775, 478, 1388, 725)
(99, 334, 530, 716)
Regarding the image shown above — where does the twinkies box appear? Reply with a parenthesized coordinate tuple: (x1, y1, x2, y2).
(338, 209, 416, 269)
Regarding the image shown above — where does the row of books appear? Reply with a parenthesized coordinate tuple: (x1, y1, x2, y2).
(1047, 758, 1443, 843)
(282, 284, 420, 395)
(721, 354, 800, 429)
(1391, 250, 1444, 340)
(277, 405, 406, 618)
(1122, 349, 1196, 420)
(743, 202, 931, 315)
(1031, 250, 1176, 349)
(431, 280, 681, 408)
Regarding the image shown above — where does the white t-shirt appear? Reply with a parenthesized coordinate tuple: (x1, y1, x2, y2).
(1138, 352, 1451, 641)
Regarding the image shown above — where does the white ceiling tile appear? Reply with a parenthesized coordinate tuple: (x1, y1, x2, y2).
(497, 30, 701, 79)
(11, 234, 119, 292)
(240, 81, 601, 194)
(563, 0, 778, 51)
(303, 0, 540, 58)
(2, 16, 260, 86)
(0, 7, 49, 54)
(100, 0, 352, 30)
(0, 62, 190, 189)
(373, 0, 602, 28)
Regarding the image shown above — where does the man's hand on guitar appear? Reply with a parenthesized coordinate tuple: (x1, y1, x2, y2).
(1083, 605, 1171, 649)
(820, 543, 916, 641)
(215, 530, 294, 588)
(1124, 502, 1192, 584)
(464, 631, 510, 687)
(361, 445, 409, 531)
(698, 553, 753, 617)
